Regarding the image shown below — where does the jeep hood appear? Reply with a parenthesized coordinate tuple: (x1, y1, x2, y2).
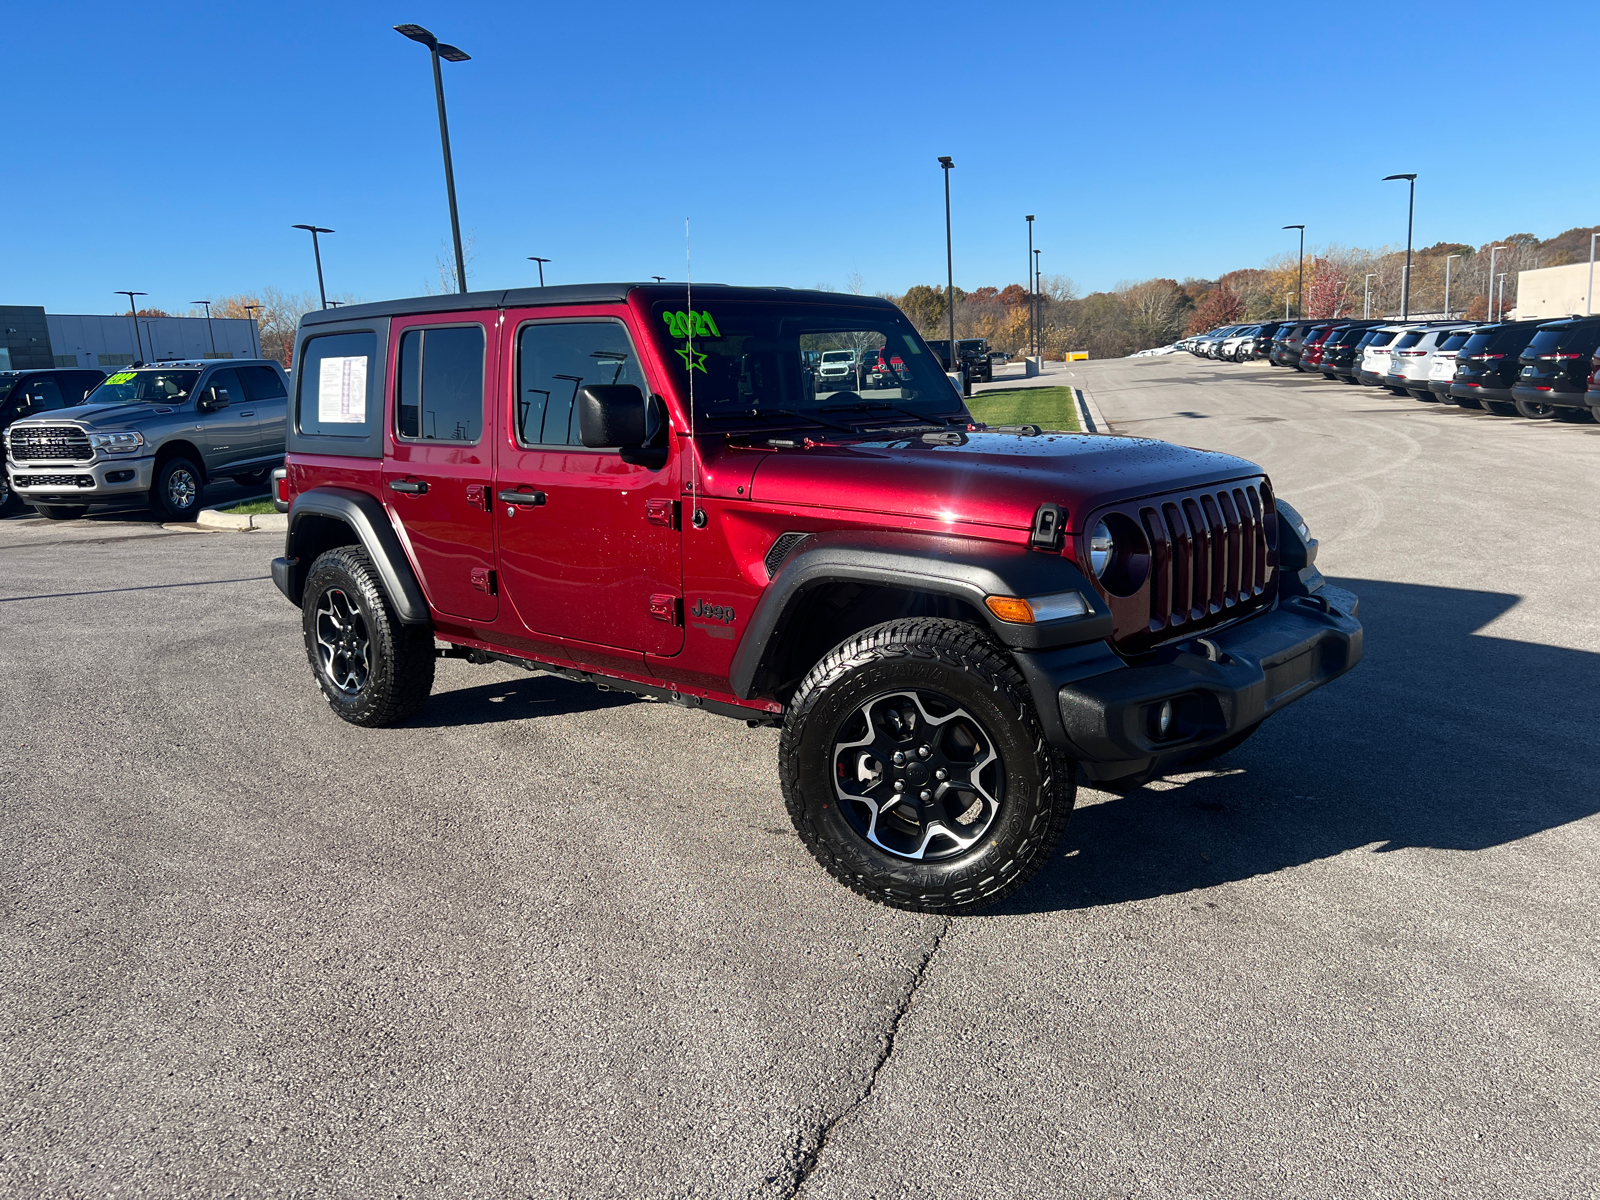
(745, 431, 1263, 533)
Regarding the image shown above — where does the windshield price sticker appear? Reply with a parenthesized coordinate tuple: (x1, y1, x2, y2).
(104, 372, 137, 385)
(661, 310, 720, 340)
(318, 356, 368, 424)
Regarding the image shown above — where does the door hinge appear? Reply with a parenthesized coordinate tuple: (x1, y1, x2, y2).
(470, 567, 497, 595)
(646, 498, 680, 529)
(649, 593, 682, 625)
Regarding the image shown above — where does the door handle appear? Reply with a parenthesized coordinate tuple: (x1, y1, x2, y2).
(238, 410, 255, 417)
(389, 479, 429, 495)
(498, 489, 547, 507)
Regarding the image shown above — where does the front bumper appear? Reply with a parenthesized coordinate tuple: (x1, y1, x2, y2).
(1014, 583, 1362, 783)
(5, 456, 154, 503)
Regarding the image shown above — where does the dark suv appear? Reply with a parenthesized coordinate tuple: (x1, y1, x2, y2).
(1448, 320, 1544, 414)
(269, 283, 1361, 913)
(0, 368, 106, 513)
(1270, 321, 1318, 369)
(1510, 316, 1600, 421)
(1318, 322, 1383, 382)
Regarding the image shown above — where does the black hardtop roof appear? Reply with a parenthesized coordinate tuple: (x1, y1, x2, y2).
(1532, 314, 1600, 328)
(299, 283, 899, 328)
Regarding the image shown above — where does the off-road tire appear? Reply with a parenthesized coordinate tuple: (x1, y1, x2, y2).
(32, 503, 88, 520)
(779, 617, 1075, 914)
(301, 545, 435, 727)
(151, 456, 204, 521)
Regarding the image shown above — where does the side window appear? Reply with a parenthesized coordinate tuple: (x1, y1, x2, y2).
(516, 320, 649, 447)
(395, 326, 484, 443)
(296, 331, 378, 437)
(205, 368, 244, 405)
(238, 365, 287, 401)
(24, 378, 65, 411)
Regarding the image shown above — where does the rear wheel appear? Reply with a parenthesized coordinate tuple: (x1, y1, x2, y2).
(1482, 400, 1517, 415)
(1513, 397, 1556, 419)
(1451, 393, 1481, 408)
(780, 618, 1075, 913)
(301, 545, 435, 727)
(32, 503, 88, 521)
(151, 456, 204, 521)
(1409, 390, 1436, 402)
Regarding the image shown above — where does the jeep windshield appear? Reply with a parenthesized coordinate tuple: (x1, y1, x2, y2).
(83, 369, 200, 405)
(647, 300, 963, 433)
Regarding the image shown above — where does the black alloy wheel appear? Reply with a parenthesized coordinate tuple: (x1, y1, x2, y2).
(780, 617, 1074, 913)
(300, 545, 434, 726)
(152, 456, 203, 521)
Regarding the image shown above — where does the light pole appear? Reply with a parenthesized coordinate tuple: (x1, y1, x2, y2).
(395, 24, 471, 294)
(1283, 225, 1305, 319)
(527, 257, 550, 287)
(1496, 273, 1507, 322)
(1587, 232, 1597, 316)
(1383, 173, 1417, 320)
(114, 291, 146, 363)
(192, 299, 217, 356)
(939, 156, 956, 382)
(1487, 245, 1506, 320)
(1025, 214, 1035, 358)
(1444, 254, 1461, 318)
(1364, 273, 1377, 319)
(242, 304, 262, 357)
(1284, 291, 1296, 320)
(1034, 248, 1042, 358)
(291, 225, 334, 309)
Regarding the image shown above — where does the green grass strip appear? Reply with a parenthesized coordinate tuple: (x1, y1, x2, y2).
(966, 386, 1082, 433)
(218, 498, 278, 515)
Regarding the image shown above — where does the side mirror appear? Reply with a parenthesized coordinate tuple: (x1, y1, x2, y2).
(198, 386, 230, 412)
(578, 384, 647, 449)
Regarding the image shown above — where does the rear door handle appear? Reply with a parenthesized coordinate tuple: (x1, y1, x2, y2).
(389, 479, 429, 495)
(239, 410, 255, 417)
(498, 489, 547, 507)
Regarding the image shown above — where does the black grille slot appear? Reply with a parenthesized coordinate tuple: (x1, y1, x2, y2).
(18, 474, 95, 488)
(10, 424, 92, 462)
(764, 532, 810, 579)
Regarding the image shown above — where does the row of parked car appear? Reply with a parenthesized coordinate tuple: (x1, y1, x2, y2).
(0, 359, 291, 519)
(1179, 315, 1600, 422)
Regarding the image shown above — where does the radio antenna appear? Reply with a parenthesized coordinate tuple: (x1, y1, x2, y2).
(686, 217, 697, 518)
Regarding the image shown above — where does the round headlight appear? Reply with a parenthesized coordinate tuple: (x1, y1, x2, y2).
(1089, 520, 1113, 578)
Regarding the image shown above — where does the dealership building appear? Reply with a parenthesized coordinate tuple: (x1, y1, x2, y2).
(0, 305, 260, 372)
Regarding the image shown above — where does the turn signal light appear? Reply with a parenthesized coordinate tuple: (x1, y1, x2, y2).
(984, 591, 1090, 625)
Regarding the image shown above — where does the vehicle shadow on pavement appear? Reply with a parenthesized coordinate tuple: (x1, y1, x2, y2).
(405, 670, 639, 728)
(1001, 577, 1600, 915)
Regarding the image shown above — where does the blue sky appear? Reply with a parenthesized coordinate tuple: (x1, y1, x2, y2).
(5, 0, 1594, 313)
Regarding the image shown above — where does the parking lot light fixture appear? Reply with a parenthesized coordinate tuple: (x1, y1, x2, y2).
(1383, 174, 1417, 320)
(114, 291, 147, 363)
(1034, 248, 1042, 357)
(1587, 232, 1597, 315)
(192, 300, 216, 355)
(1284, 291, 1296, 320)
(242, 304, 262, 357)
(939, 156, 956, 380)
(1026, 215, 1035, 357)
(527, 257, 550, 287)
(1364, 273, 1377, 319)
(396, 23, 471, 295)
(1444, 254, 1461, 318)
(291, 225, 335, 309)
(1487, 245, 1506, 320)
(1283, 226, 1305, 319)
(1496, 273, 1507, 322)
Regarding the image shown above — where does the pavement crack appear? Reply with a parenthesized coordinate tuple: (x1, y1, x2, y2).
(778, 916, 950, 1198)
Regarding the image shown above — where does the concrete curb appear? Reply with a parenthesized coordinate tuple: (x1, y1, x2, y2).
(196, 510, 288, 532)
(1075, 386, 1113, 435)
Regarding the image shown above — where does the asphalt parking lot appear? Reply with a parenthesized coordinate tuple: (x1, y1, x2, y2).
(2, 359, 1597, 1199)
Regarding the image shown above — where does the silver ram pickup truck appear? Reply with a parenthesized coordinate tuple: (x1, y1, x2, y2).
(3, 359, 289, 520)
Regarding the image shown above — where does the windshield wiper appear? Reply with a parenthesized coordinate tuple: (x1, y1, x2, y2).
(818, 401, 954, 429)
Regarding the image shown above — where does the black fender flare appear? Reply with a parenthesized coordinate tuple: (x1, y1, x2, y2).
(274, 487, 431, 624)
(728, 529, 1112, 700)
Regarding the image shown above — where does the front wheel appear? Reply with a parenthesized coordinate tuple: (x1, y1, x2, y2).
(301, 545, 435, 726)
(151, 456, 204, 521)
(779, 618, 1075, 913)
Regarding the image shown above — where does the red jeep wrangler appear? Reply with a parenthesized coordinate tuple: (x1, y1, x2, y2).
(271, 284, 1361, 912)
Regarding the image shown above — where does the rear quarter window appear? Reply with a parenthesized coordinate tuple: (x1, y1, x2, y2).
(296, 332, 378, 438)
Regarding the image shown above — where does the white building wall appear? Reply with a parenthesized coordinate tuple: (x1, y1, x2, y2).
(45, 314, 260, 368)
(1511, 262, 1598, 322)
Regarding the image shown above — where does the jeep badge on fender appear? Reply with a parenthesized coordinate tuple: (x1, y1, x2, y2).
(269, 283, 1361, 914)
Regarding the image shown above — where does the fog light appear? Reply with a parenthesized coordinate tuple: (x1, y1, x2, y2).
(106, 470, 134, 483)
(1155, 700, 1174, 739)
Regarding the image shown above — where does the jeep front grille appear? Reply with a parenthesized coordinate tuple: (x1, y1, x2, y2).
(10, 425, 92, 462)
(17, 474, 95, 488)
(1091, 479, 1278, 653)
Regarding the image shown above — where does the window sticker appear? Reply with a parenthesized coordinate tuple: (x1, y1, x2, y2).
(662, 309, 718, 373)
(104, 371, 137, 385)
(317, 355, 368, 424)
